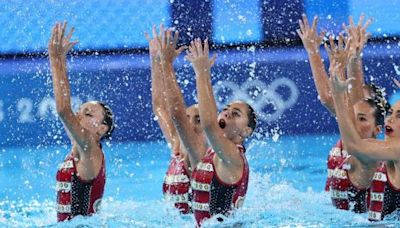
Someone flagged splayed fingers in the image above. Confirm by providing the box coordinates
[48,22,78,57]
[185,39,216,70]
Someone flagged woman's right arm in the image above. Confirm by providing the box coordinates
[148,25,180,153]
[345,15,371,104]
[48,22,95,153]
[188,39,244,169]
[297,14,334,115]
[330,60,400,162]
[157,28,206,168]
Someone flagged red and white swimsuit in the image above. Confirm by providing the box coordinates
[329,155,369,213]
[162,157,191,214]
[368,162,400,221]
[191,145,249,226]
[326,140,346,191]
[56,152,106,222]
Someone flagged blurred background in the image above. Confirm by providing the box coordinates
[2,1,400,226]
[1,0,400,147]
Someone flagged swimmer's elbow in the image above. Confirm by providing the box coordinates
[346,142,357,153]
[152,105,164,118]
[151,103,159,113]
[201,119,216,132]
[169,105,180,116]
[152,97,164,112]
[201,111,216,129]
[320,95,333,108]
[56,105,70,117]
[169,106,186,122]
[346,138,363,153]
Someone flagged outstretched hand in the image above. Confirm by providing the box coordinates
[48,22,78,59]
[145,25,163,59]
[146,24,186,64]
[297,14,326,55]
[324,34,351,80]
[329,59,354,94]
[343,15,371,60]
[185,38,216,74]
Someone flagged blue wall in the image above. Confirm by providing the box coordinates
[1,41,399,147]
[0,0,170,53]
[1,0,400,147]
[2,0,400,54]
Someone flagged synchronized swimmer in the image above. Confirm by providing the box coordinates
[299,13,400,221]
[45,13,400,226]
[299,14,388,213]
[49,22,115,222]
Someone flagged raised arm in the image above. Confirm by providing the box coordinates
[154,27,206,167]
[48,22,95,153]
[187,39,242,168]
[330,61,400,162]
[297,15,334,115]
[345,15,372,103]
[325,34,362,126]
[147,25,180,153]
[324,34,350,82]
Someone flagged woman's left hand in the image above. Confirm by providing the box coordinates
[152,26,186,64]
[324,34,351,80]
[48,22,78,59]
[185,38,216,74]
[329,59,354,94]
[344,15,371,60]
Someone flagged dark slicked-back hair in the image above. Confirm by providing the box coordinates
[363,94,390,127]
[363,98,386,126]
[97,102,115,140]
[245,103,257,132]
[360,83,390,126]
[363,83,375,98]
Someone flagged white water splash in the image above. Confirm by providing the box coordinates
[393,63,400,76]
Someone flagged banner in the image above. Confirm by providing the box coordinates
[0,44,398,147]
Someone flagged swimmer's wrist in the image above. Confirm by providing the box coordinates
[160,59,173,66]
[349,55,361,63]
[307,49,320,56]
[161,61,174,73]
[50,55,66,64]
[194,67,211,75]
[151,56,161,63]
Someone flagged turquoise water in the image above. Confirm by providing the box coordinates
[1,134,399,227]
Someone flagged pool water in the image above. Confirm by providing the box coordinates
[1,134,400,227]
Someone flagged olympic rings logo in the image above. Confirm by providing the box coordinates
[213,77,299,122]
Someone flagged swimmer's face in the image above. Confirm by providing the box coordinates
[353,100,380,139]
[186,105,202,134]
[76,102,109,138]
[384,101,400,139]
[217,101,252,140]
